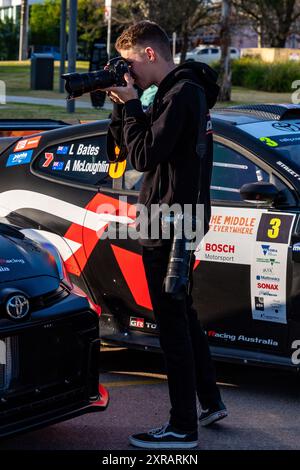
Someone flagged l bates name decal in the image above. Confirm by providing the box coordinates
[69,143,100,156]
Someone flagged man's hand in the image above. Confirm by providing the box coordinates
[105,73,138,104]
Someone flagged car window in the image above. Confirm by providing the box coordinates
[230,48,237,53]
[198,49,209,54]
[34,135,113,187]
[211,48,219,54]
[211,142,269,201]
[211,141,295,205]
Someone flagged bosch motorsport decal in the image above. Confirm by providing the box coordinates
[6,150,33,167]
[196,207,262,265]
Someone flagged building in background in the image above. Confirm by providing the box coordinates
[0,0,42,22]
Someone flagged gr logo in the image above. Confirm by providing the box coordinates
[0,339,6,365]
[291,340,300,365]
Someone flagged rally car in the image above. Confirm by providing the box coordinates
[1,103,300,371]
[0,221,108,438]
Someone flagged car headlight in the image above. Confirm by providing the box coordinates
[41,242,73,290]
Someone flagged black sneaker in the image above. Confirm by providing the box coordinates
[199,401,228,427]
[129,423,198,449]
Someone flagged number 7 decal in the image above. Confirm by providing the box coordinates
[42,152,54,168]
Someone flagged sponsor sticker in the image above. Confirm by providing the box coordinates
[0,258,25,264]
[255,296,264,311]
[6,149,33,167]
[293,242,300,252]
[0,266,10,272]
[13,135,41,152]
[238,120,300,138]
[251,212,295,324]
[260,134,300,148]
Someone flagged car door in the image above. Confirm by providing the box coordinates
[82,157,158,336]
[193,135,298,357]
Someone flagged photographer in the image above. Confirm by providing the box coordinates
[104,21,227,449]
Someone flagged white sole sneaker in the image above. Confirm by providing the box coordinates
[199,409,228,427]
[129,436,199,449]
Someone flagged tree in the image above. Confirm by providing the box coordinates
[111,0,219,62]
[29,0,106,57]
[30,0,61,46]
[0,17,19,60]
[233,0,300,47]
[77,0,106,57]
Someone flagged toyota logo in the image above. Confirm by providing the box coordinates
[6,295,30,320]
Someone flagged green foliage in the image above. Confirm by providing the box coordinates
[30,0,61,46]
[77,0,105,58]
[231,57,300,92]
[0,17,19,60]
[29,0,105,58]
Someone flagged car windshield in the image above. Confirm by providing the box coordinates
[238,119,300,167]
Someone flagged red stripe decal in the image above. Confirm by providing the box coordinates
[111,244,153,311]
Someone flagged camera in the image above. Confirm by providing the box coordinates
[162,214,195,300]
[61,57,130,99]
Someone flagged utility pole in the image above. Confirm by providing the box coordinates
[218,0,232,102]
[67,0,78,113]
[59,0,67,93]
[19,0,29,61]
[172,32,177,61]
[105,0,112,59]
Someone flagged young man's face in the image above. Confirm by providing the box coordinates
[118,46,156,90]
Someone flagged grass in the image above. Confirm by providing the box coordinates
[0,60,90,100]
[0,102,110,121]
[0,60,296,119]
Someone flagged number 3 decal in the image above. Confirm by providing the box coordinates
[257,213,293,244]
[267,217,281,239]
[259,137,278,147]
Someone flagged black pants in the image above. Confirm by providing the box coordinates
[142,244,222,432]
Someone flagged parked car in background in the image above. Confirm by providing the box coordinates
[174,45,240,65]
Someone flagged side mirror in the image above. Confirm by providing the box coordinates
[240,181,280,205]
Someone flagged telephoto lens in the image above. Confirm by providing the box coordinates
[61,57,129,99]
[163,214,194,300]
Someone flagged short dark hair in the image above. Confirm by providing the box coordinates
[115,21,172,61]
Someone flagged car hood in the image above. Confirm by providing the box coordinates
[0,232,59,283]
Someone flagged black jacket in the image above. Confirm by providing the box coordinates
[107,61,219,246]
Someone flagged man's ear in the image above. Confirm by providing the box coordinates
[145,47,156,63]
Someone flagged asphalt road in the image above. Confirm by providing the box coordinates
[1,346,300,451]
